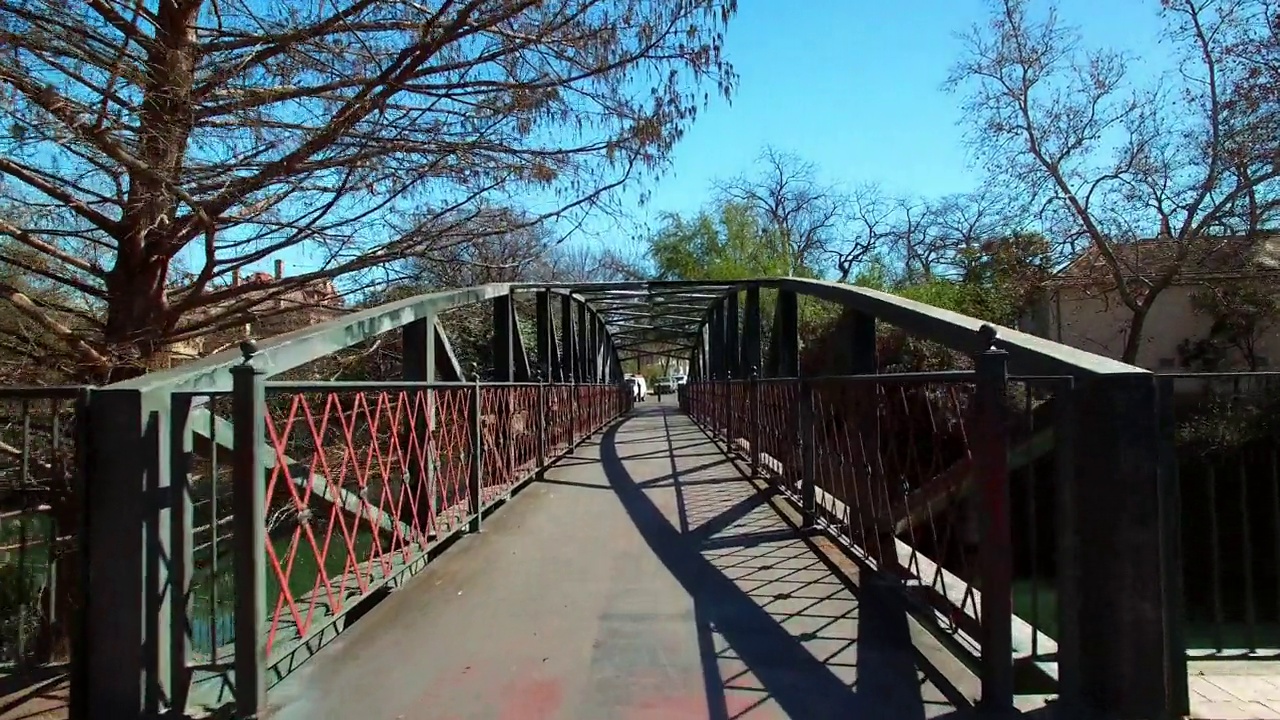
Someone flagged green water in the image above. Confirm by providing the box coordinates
[0,512,383,657]
[1011,579,1060,640]
[187,528,380,655]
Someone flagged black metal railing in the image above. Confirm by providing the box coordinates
[1159,372,1280,658]
[0,386,89,720]
[0,387,87,665]
[681,346,1077,710]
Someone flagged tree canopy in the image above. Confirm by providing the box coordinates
[649,201,800,281]
[947,0,1280,362]
[0,0,737,380]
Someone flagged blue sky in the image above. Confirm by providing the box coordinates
[598,0,1177,246]
[253,1,1180,281]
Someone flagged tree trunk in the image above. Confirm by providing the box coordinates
[101,257,173,381]
[97,0,201,382]
[1121,306,1150,365]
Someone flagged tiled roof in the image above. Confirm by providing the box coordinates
[1056,235,1280,281]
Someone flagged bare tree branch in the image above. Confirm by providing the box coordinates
[0,0,738,380]
[948,0,1280,362]
[716,146,858,276]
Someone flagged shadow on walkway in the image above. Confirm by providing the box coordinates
[598,405,1084,719]
[0,665,70,720]
[264,403,1076,720]
[598,405,978,719]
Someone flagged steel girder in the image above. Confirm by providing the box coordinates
[520,281,734,365]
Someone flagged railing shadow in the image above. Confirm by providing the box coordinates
[0,665,70,719]
[598,405,972,719]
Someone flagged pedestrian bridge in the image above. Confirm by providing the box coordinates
[269,402,971,720]
[20,279,1189,719]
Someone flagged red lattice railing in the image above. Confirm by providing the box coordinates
[258,381,628,656]
[683,371,1051,685]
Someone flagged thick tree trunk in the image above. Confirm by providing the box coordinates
[1121,306,1150,365]
[99,1,200,381]
[101,257,173,380]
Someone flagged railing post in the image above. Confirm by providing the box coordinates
[68,389,91,720]
[469,365,484,533]
[721,374,730,439]
[587,384,596,435]
[402,317,434,534]
[166,392,195,715]
[570,383,579,449]
[230,341,267,719]
[749,366,760,478]
[724,372,733,443]
[1070,371,1172,718]
[799,379,816,527]
[82,387,144,718]
[536,379,547,471]
[1051,376,1083,713]
[973,326,1013,712]
[717,378,725,435]
[727,368,737,443]
[1157,375,1190,717]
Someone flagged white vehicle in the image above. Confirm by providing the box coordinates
[625,375,648,402]
[672,374,688,386]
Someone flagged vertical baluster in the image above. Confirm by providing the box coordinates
[469,367,484,533]
[1156,375,1189,716]
[1024,386,1040,657]
[750,367,761,478]
[799,379,816,527]
[537,381,547,471]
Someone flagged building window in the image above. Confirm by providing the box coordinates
[1157,357,1176,369]
[1257,357,1270,368]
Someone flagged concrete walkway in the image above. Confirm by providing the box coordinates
[268,401,978,720]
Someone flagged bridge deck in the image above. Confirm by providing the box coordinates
[268,402,978,720]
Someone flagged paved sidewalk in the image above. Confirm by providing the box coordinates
[1189,662,1280,719]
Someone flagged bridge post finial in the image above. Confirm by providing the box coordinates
[238,339,259,365]
[976,323,999,353]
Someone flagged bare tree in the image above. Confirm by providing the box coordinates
[406,208,555,288]
[840,184,896,282]
[0,0,737,380]
[541,242,642,283]
[1221,1,1280,160]
[888,196,948,281]
[949,0,1280,362]
[717,147,863,276]
[931,191,1008,268]
[857,190,1005,284]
